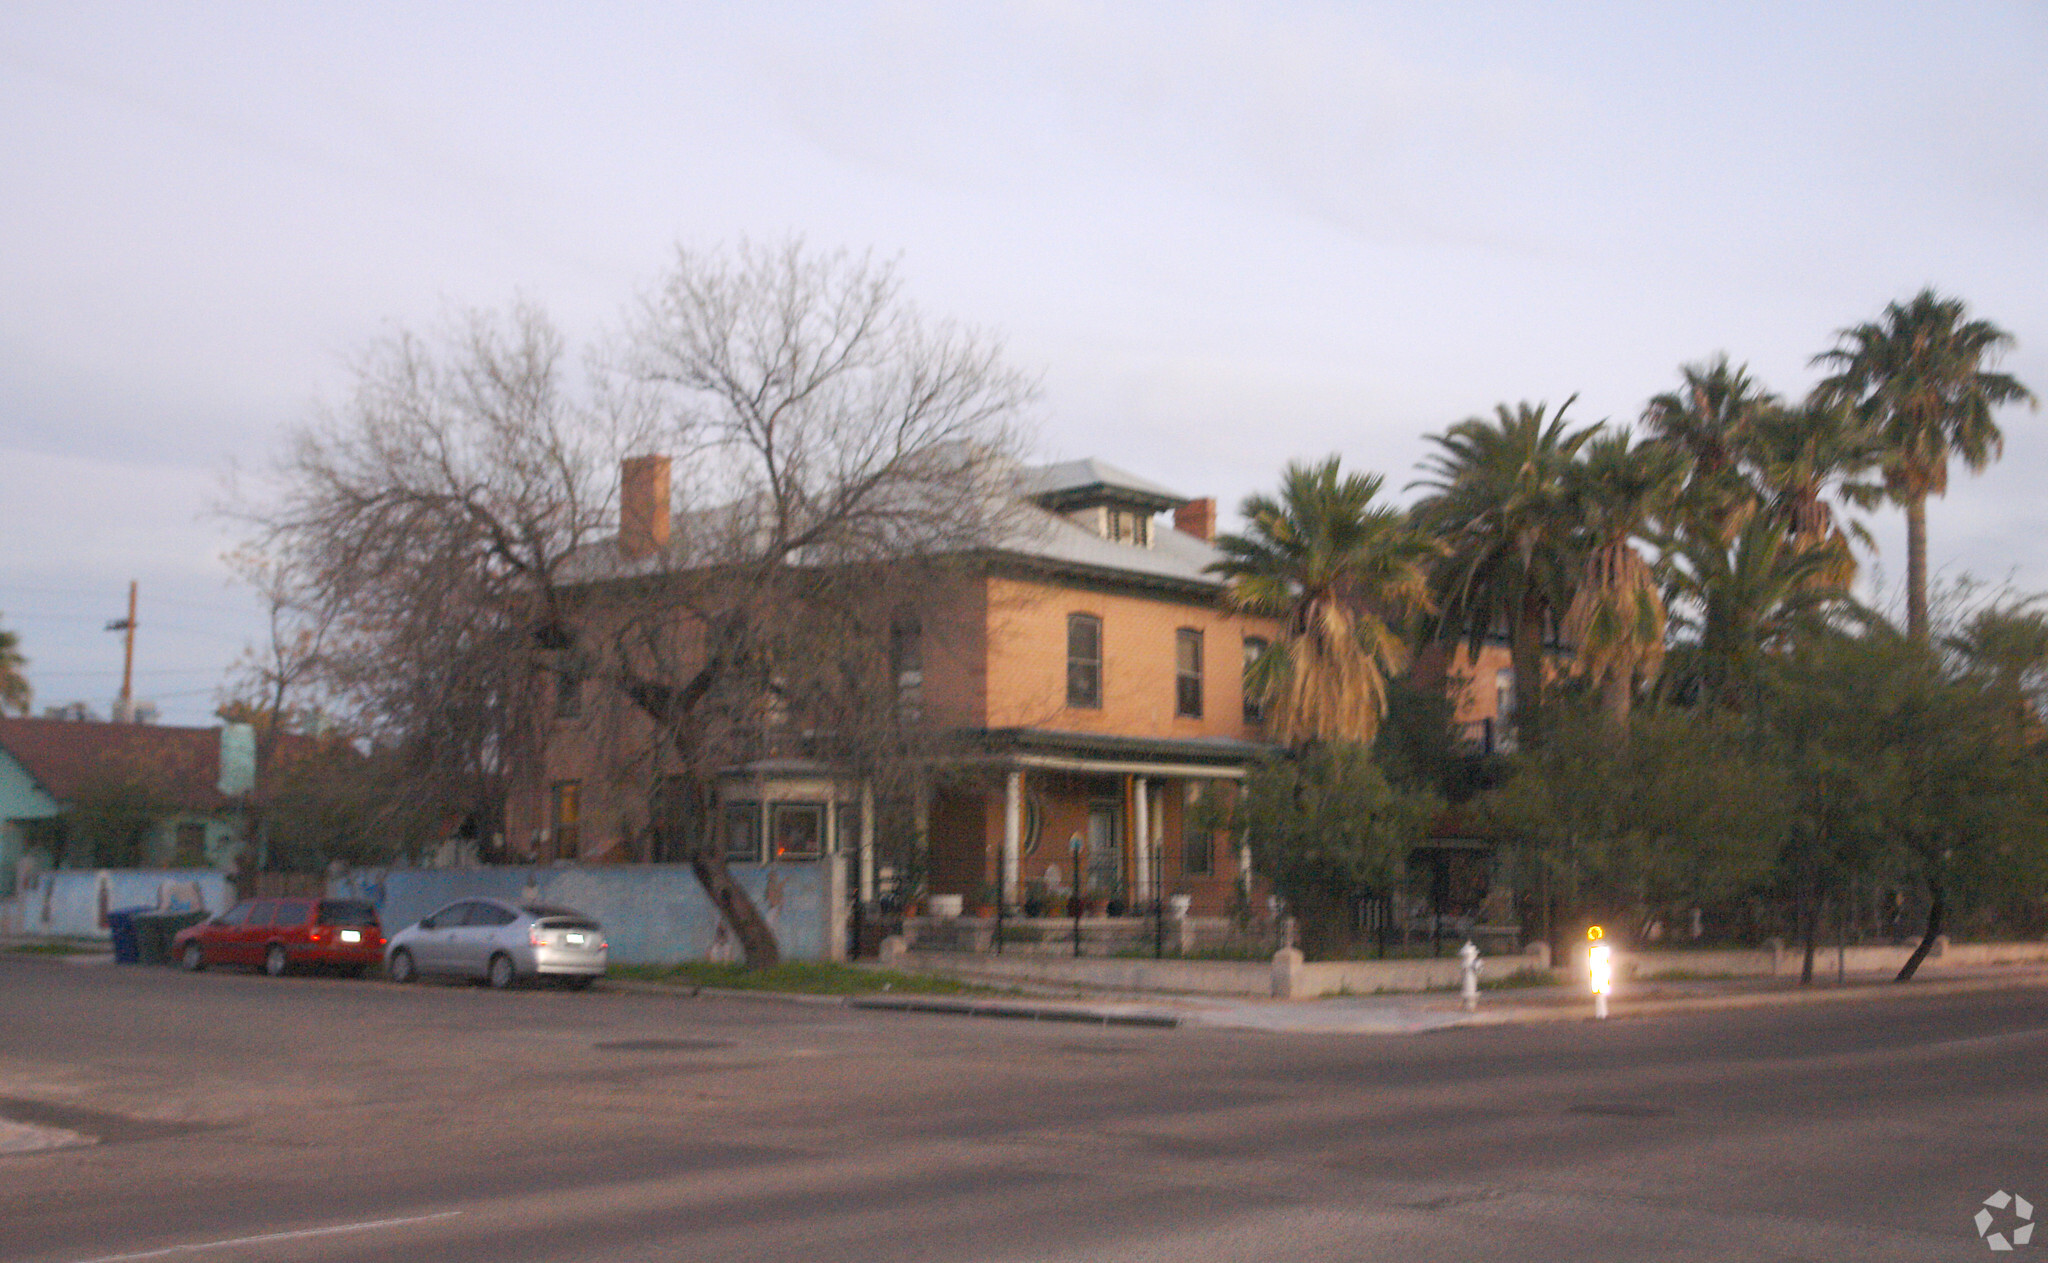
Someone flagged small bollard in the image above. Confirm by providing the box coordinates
[1458,939,1482,1012]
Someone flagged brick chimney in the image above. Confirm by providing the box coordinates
[618,455,671,560]
[1173,497,1217,543]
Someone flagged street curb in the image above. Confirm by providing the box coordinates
[847,995,1182,1028]
[1452,971,2048,1026]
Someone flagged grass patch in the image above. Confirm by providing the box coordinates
[5,941,102,956]
[610,961,996,996]
[1638,968,1746,982]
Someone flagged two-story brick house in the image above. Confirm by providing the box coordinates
[506,455,1285,918]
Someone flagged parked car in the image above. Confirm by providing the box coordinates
[173,897,387,977]
[384,898,608,990]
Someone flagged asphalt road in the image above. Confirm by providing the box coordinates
[0,956,2042,1262]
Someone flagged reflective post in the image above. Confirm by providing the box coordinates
[1588,925,1611,1020]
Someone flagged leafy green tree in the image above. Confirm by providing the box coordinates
[1412,399,1599,749]
[1231,742,1442,959]
[0,617,28,716]
[1766,624,2045,980]
[1211,457,1440,748]
[1476,700,1786,950]
[1811,289,2035,641]
[1563,432,1684,728]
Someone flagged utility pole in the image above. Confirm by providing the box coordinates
[105,581,136,722]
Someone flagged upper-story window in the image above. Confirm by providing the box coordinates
[1176,628,1204,718]
[1107,509,1152,546]
[890,613,924,723]
[1067,614,1103,708]
[1242,636,1269,723]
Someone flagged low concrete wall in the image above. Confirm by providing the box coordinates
[329,860,845,965]
[1,869,229,939]
[1615,939,2048,981]
[894,939,2048,999]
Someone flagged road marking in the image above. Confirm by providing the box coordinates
[67,1211,463,1262]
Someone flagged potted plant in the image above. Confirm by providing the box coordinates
[1021,879,1051,919]
[971,881,1000,918]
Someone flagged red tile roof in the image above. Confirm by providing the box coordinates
[0,718,237,812]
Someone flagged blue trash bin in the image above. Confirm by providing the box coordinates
[106,906,151,964]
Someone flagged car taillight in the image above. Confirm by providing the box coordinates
[530,927,548,947]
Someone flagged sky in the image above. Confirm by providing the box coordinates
[3,1,2045,727]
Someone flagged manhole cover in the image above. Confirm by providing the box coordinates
[1567,1103,1672,1119]
[592,1038,733,1053]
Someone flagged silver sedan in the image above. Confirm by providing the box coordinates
[385,898,608,989]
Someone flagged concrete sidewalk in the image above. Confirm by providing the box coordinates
[841,962,2048,1034]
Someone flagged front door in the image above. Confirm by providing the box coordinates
[1085,805,1122,902]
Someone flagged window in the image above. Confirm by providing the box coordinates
[550,780,581,858]
[771,802,825,860]
[474,904,517,927]
[273,901,313,927]
[554,652,586,720]
[1242,637,1269,723]
[1176,628,1204,718]
[1106,509,1152,546]
[216,902,254,927]
[245,900,277,927]
[724,801,762,864]
[1067,614,1102,708]
[890,614,924,723]
[317,900,378,927]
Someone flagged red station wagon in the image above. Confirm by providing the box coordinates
[173,897,387,977]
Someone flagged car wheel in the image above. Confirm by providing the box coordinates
[486,953,516,990]
[263,945,289,977]
[388,949,418,984]
[180,942,205,972]
[560,975,594,992]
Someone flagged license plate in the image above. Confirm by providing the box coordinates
[566,933,586,946]
[340,929,361,943]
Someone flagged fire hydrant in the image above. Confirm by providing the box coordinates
[1458,939,1482,1012]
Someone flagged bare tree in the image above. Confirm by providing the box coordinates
[238,243,1034,966]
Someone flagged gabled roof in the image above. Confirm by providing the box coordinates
[1016,458,1190,512]
[0,718,236,812]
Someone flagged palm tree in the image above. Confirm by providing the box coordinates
[0,618,28,716]
[1563,432,1684,728]
[1642,354,1781,541]
[1411,399,1599,748]
[1735,401,1883,591]
[1660,513,1850,711]
[1812,289,2036,640]
[1210,457,1441,749]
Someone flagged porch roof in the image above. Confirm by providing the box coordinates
[958,727,1273,778]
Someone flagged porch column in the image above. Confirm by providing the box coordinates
[1132,775,1150,903]
[1002,769,1023,904]
[858,782,876,903]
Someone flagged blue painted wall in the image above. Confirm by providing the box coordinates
[328,862,834,964]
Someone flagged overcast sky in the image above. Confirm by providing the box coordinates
[4,1,2045,726]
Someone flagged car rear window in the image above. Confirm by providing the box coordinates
[534,916,601,931]
[317,900,379,927]
[520,903,586,919]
